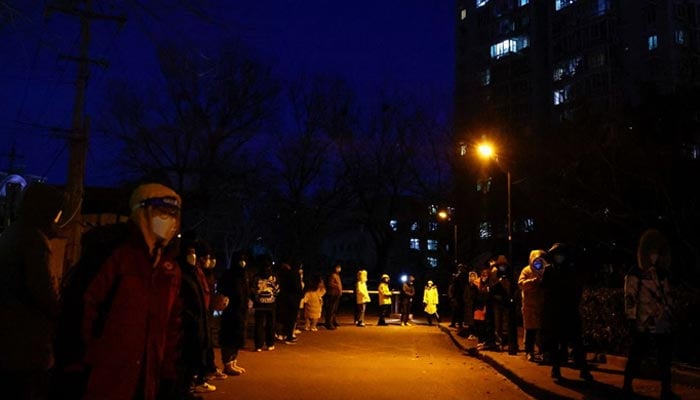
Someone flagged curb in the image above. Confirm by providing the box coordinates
[439,324,572,400]
[440,324,700,398]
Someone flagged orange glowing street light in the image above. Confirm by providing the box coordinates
[476,141,512,262]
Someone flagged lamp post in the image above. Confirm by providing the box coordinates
[437,209,458,264]
[477,142,512,263]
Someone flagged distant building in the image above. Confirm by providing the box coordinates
[320,197,455,288]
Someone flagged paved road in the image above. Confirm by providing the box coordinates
[202,316,532,400]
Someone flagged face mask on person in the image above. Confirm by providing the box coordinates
[151,215,176,240]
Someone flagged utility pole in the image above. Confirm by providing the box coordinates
[47,0,125,269]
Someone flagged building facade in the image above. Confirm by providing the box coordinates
[454,0,700,268]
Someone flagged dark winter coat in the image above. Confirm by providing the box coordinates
[81,224,182,400]
[218,264,250,351]
[540,243,584,336]
[0,182,63,372]
[179,262,211,369]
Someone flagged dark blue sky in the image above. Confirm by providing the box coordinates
[0,0,454,186]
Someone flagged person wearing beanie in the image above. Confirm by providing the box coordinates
[79,183,183,400]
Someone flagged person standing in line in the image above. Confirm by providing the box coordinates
[200,253,229,382]
[518,249,547,362]
[399,274,416,326]
[301,273,325,331]
[79,183,184,400]
[276,262,303,344]
[622,229,678,400]
[541,242,593,382]
[178,239,218,394]
[377,274,393,326]
[423,280,440,326]
[251,261,279,352]
[0,182,64,400]
[218,252,250,376]
[448,265,467,329]
[355,269,371,327]
[323,264,343,330]
[489,255,515,351]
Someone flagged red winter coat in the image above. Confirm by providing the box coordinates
[81,226,181,400]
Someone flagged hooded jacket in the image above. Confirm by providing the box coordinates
[80,183,182,400]
[624,229,673,333]
[518,249,546,330]
[0,182,64,371]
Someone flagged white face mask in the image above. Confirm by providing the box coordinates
[151,215,176,240]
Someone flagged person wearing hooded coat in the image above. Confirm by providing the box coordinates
[622,229,678,400]
[377,274,392,326]
[518,249,547,362]
[0,182,64,400]
[78,183,183,400]
[541,242,593,382]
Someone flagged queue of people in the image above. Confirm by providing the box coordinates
[0,181,680,400]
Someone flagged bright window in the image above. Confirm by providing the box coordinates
[555,0,577,11]
[648,35,658,50]
[490,36,529,59]
[479,222,492,239]
[389,220,398,232]
[427,239,438,251]
[477,0,489,8]
[520,0,529,5]
[553,56,582,81]
[427,257,438,268]
[461,9,467,20]
[410,238,420,250]
[411,222,420,232]
[553,86,570,105]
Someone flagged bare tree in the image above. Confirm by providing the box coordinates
[267,75,358,266]
[99,40,278,258]
[334,89,452,274]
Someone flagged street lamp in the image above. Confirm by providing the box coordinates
[476,141,512,263]
[437,208,458,264]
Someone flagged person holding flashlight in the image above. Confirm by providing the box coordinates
[518,249,547,362]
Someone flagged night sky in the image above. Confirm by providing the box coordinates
[0,0,455,186]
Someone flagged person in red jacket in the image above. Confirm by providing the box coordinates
[80,183,183,400]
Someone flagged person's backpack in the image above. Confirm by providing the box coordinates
[50,222,130,399]
[254,275,278,304]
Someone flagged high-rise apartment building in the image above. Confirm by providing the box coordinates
[456,0,700,136]
[453,0,700,265]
